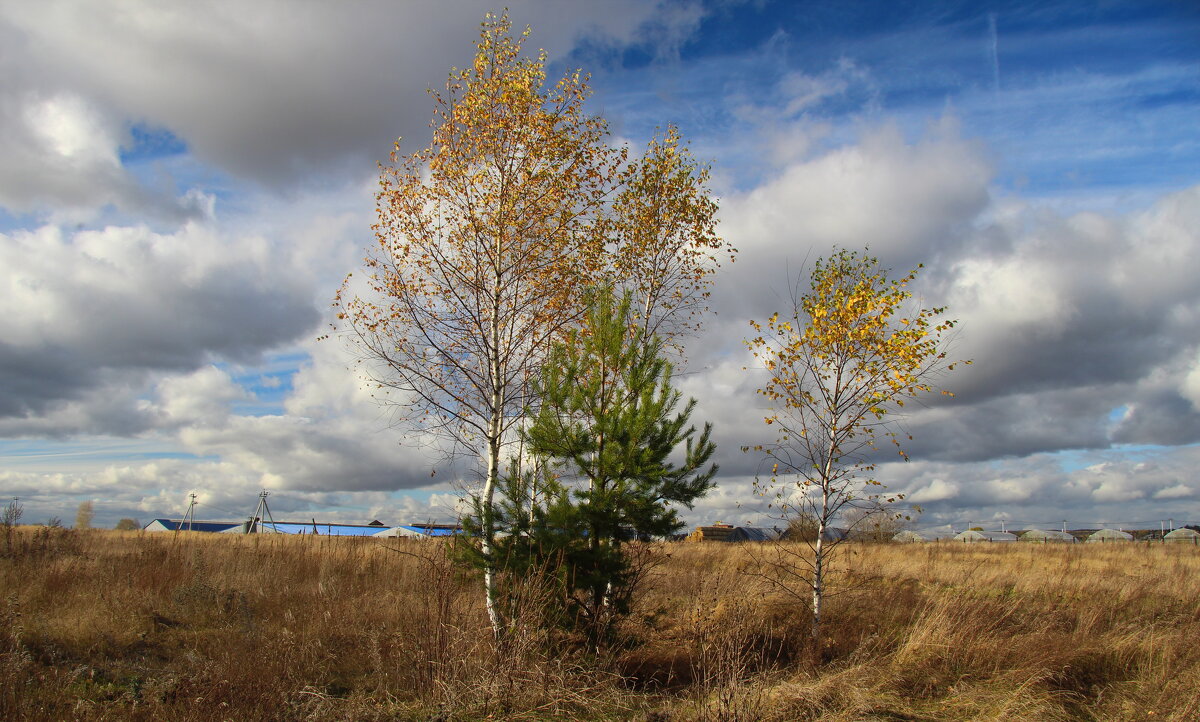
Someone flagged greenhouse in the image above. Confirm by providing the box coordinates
[892,530,951,543]
[1019,529,1078,543]
[1085,529,1133,543]
[687,524,784,542]
[1164,528,1200,544]
[727,526,783,542]
[953,530,1017,543]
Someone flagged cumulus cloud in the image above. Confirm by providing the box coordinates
[890,185,1200,462]
[683,125,1200,524]
[713,120,992,323]
[0,0,679,197]
[858,448,1200,528]
[0,221,319,433]
[139,330,461,494]
[9,122,1185,524]
[148,365,249,429]
[1182,352,1200,412]
[24,94,119,166]
[177,415,434,493]
[944,187,1200,401]
[709,120,1200,468]
[907,478,960,504]
[0,88,203,218]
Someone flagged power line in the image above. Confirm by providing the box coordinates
[193,500,245,518]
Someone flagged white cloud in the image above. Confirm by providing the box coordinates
[150,365,248,428]
[1183,352,1200,411]
[0,0,674,191]
[714,119,993,322]
[1,458,468,530]
[824,125,984,248]
[0,221,319,432]
[671,120,1200,528]
[950,254,1068,333]
[1087,463,1150,503]
[908,478,959,503]
[24,94,120,166]
[1153,483,1192,500]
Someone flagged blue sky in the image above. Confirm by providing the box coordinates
[1,0,1198,531]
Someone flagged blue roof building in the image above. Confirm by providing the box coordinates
[377,524,464,538]
[144,519,398,536]
[144,519,242,533]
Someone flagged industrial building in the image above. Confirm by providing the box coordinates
[143,519,461,537]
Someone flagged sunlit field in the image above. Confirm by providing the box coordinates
[2,527,1197,720]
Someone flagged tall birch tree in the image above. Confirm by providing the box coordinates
[336,15,730,638]
[609,126,726,345]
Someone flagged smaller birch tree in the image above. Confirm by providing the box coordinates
[745,248,964,646]
[75,501,94,530]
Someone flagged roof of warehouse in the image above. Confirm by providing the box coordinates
[147,519,400,535]
[147,519,241,533]
[394,525,461,536]
[256,522,390,536]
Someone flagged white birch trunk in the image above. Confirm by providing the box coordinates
[482,256,504,640]
[812,488,827,644]
[812,401,839,645]
[481,423,502,638]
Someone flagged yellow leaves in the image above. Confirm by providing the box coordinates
[744,247,966,485]
[340,12,738,463]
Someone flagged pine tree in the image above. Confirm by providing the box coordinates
[492,287,717,644]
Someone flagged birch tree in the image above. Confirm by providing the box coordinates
[74,501,94,530]
[745,249,964,646]
[336,15,730,639]
[609,126,727,345]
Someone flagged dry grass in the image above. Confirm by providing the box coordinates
[2,528,1197,720]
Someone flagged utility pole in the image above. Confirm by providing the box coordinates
[175,492,198,538]
[185,493,196,532]
[245,490,277,534]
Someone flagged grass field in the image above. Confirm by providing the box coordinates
[2,526,1198,720]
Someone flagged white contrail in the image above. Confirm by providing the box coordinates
[989,12,1000,92]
